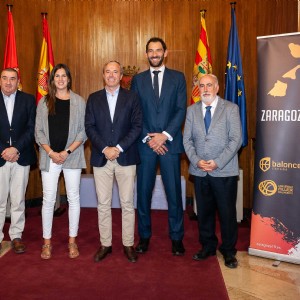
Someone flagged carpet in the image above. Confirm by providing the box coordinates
[1,206,249,300]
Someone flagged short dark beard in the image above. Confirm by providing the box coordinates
[148,55,164,68]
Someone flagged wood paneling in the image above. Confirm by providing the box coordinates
[0,0,298,206]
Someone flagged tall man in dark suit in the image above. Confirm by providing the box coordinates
[0,68,36,254]
[85,61,142,263]
[183,74,242,268]
[131,37,187,256]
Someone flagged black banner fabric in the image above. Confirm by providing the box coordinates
[250,33,300,264]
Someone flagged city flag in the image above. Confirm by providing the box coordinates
[3,8,22,90]
[224,6,248,147]
[191,10,213,104]
[36,14,55,103]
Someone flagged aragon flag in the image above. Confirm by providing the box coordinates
[36,14,55,104]
[3,6,22,90]
[224,6,248,147]
[191,10,213,104]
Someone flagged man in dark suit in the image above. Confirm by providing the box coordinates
[0,68,36,254]
[131,37,187,256]
[183,74,242,268]
[85,61,142,263]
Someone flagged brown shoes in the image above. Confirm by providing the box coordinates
[11,238,26,254]
[94,245,138,263]
[124,246,138,263]
[94,246,112,262]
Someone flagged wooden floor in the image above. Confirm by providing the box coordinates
[218,251,300,300]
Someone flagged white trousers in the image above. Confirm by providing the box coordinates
[41,160,82,239]
[0,162,30,242]
[93,160,136,247]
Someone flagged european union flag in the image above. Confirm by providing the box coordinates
[225,7,248,147]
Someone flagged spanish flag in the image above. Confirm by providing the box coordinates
[3,6,22,90]
[36,14,55,104]
[191,10,213,104]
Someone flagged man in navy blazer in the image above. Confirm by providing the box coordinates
[131,37,187,256]
[85,61,142,263]
[0,68,36,254]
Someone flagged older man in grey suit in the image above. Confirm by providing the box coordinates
[183,74,242,269]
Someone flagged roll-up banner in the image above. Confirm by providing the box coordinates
[249,32,300,264]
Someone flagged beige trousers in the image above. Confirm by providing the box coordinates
[93,160,136,247]
[0,162,30,242]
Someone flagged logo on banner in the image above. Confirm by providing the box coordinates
[268,42,300,97]
[259,157,300,172]
[260,157,271,172]
[258,180,277,196]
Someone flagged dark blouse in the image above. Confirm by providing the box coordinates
[48,98,70,152]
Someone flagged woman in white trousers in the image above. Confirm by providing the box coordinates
[35,64,86,259]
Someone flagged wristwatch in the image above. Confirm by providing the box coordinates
[66,149,72,154]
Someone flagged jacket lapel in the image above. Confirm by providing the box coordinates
[197,101,206,135]
[210,97,224,131]
[0,92,10,125]
[159,68,171,104]
[10,91,20,126]
[99,89,112,124]
[143,70,158,109]
[113,88,125,124]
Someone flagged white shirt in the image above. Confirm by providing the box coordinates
[106,86,119,122]
[150,65,165,97]
[3,91,16,125]
[104,86,123,152]
[142,65,172,143]
[202,96,218,119]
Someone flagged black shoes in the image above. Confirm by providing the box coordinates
[94,246,112,262]
[224,255,238,269]
[135,238,150,254]
[192,249,216,261]
[172,240,185,256]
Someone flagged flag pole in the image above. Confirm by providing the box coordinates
[7,4,13,12]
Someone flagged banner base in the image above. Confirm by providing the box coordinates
[248,248,300,265]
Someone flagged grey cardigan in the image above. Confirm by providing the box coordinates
[35,90,87,171]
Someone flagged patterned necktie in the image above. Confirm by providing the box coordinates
[204,106,212,133]
[153,70,161,103]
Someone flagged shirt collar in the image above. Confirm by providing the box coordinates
[105,86,120,97]
[150,65,165,74]
[2,90,17,99]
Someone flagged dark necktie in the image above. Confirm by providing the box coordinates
[204,106,212,133]
[153,70,160,102]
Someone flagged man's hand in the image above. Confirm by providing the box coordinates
[153,144,168,155]
[197,159,217,172]
[1,147,20,162]
[104,147,120,161]
[147,133,168,153]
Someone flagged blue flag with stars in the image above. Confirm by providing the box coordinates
[225,6,248,147]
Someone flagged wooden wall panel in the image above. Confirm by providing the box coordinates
[0,0,298,207]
